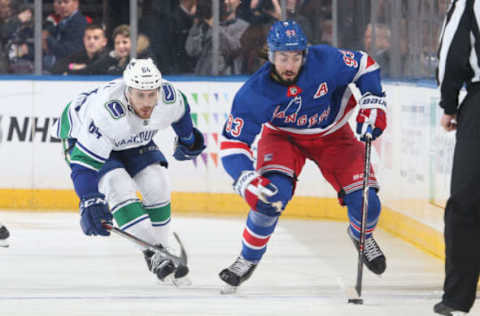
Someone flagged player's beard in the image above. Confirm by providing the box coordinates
[137,107,153,119]
[281,71,298,83]
[271,65,302,86]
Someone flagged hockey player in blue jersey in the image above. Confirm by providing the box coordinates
[219,20,388,291]
[55,58,205,284]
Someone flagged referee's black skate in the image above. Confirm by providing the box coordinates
[219,256,257,294]
[348,228,386,275]
[0,224,10,248]
[433,302,467,315]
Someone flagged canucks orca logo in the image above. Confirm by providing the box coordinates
[272,96,302,121]
[105,100,126,119]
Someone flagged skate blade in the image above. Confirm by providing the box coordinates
[156,274,192,287]
[0,240,9,248]
[172,276,192,287]
[220,284,238,295]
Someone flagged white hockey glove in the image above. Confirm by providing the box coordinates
[356,93,387,141]
[233,171,283,213]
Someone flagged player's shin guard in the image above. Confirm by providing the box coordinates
[112,200,177,280]
[143,201,171,247]
[344,188,386,275]
[241,210,279,262]
[345,189,380,240]
[239,172,291,261]
[219,211,278,288]
[112,200,153,239]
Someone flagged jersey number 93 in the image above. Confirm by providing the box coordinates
[225,114,244,137]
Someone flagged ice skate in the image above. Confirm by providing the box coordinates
[434,302,467,315]
[0,225,10,248]
[143,247,176,281]
[143,246,191,286]
[219,255,257,294]
[348,228,386,275]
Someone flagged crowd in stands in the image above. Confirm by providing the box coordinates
[0,0,448,77]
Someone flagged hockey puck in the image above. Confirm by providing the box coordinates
[347,298,363,304]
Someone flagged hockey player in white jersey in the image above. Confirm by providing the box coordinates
[55,58,205,283]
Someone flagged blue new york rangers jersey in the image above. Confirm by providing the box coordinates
[220,45,385,181]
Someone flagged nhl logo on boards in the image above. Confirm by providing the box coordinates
[314,82,328,99]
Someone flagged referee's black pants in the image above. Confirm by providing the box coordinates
[442,88,480,312]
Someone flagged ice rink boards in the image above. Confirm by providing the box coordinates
[0,211,478,316]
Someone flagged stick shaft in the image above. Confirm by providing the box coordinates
[102,222,187,266]
[103,222,155,249]
[355,135,372,297]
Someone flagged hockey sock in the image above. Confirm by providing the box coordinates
[112,200,156,245]
[241,210,279,262]
[344,188,381,240]
[144,201,171,247]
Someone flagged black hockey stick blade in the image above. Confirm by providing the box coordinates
[102,222,188,267]
[173,232,188,265]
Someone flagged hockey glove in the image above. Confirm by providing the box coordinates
[173,127,206,161]
[79,193,113,236]
[233,171,283,214]
[356,93,387,141]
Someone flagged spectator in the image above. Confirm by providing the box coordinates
[299,0,332,45]
[0,0,14,73]
[245,0,281,25]
[43,0,62,35]
[42,0,87,71]
[319,19,333,45]
[220,0,249,74]
[285,0,313,43]
[2,3,34,74]
[238,20,270,74]
[235,0,253,23]
[51,24,107,75]
[185,0,249,75]
[139,0,175,74]
[170,0,197,74]
[104,0,129,40]
[93,24,155,75]
[364,23,394,77]
[0,0,12,24]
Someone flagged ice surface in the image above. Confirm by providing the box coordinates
[0,211,478,315]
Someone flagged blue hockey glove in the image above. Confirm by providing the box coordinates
[356,93,387,141]
[173,127,206,161]
[79,193,112,236]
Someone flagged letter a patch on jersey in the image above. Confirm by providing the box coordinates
[314,82,328,99]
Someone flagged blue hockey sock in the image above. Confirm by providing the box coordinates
[241,210,279,262]
[344,188,381,240]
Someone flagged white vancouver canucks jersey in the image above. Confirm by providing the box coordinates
[55,78,187,172]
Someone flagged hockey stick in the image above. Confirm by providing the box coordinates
[349,131,372,304]
[102,222,188,268]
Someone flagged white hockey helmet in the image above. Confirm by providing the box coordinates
[123,58,162,90]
